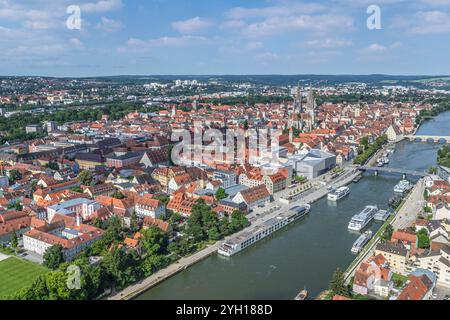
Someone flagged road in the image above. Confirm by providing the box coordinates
[391,179,426,230]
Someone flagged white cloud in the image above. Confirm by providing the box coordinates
[96,17,123,32]
[412,11,450,34]
[246,41,264,50]
[172,17,213,34]
[242,14,354,37]
[420,0,450,5]
[220,20,246,30]
[70,38,84,49]
[255,51,279,61]
[81,0,123,13]
[363,43,389,54]
[226,3,326,19]
[358,42,403,61]
[303,38,353,49]
[118,35,210,53]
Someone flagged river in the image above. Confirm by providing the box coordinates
[136,110,450,300]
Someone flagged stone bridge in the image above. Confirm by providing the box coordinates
[404,135,450,143]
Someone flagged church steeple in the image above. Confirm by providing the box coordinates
[295,82,302,114]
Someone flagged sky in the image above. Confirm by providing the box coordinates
[1,0,450,76]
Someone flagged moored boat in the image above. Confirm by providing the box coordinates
[294,289,308,300]
[394,180,412,193]
[351,230,373,254]
[327,186,350,201]
[348,205,379,231]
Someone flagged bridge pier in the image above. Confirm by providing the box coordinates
[402,174,406,180]
[374,170,378,176]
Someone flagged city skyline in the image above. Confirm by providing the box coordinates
[2,0,450,76]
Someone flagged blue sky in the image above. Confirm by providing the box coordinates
[1,0,450,76]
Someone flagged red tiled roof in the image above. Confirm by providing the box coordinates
[397,275,433,300]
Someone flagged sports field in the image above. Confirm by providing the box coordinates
[0,257,48,299]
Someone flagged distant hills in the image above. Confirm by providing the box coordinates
[2,74,450,86]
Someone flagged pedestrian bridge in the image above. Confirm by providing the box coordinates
[358,166,427,177]
[404,135,450,143]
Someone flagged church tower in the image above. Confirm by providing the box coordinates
[307,84,316,131]
[295,82,303,114]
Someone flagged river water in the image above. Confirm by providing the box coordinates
[136,110,450,300]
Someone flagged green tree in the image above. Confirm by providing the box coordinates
[295,176,307,184]
[381,224,394,241]
[168,211,183,226]
[71,186,84,193]
[129,211,139,233]
[43,245,65,270]
[207,226,221,241]
[361,136,369,148]
[329,268,349,297]
[428,167,438,175]
[141,255,169,277]
[111,190,125,199]
[46,162,59,170]
[103,215,124,246]
[153,195,170,205]
[243,120,249,130]
[102,247,140,290]
[45,270,73,300]
[141,227,168,256]
[423,206,432,213]
[215,188,229,201]
[77,170,93,186]
[229,210,249,234]
[417,229,431,249]
[8,169,22,183]
[10,229,18,249]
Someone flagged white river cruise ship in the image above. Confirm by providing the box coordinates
[348,205,379,231]
[218,205,311,257]
[327,186,350,201]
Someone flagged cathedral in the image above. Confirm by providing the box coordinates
[288,83,317,133]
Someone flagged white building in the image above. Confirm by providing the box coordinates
[23,214,103,261]
[213,170,236,189]
[47,198,101,222]
[408,246,450,288]
[134,197,166,219]
[232,184,271,209]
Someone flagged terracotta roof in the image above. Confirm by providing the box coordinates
[0,211,31,236]
[135,196,162,208]
[391,230,417,245]
[24,214,103,250]
[239,185,270,204]
[124,237,139,248]
[143,216,170,232]
[397,275,433,300]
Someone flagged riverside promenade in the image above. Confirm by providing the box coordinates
[108,242,221,300]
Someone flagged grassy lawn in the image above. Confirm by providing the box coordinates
[392,273,409,289]
[0,257,48,299]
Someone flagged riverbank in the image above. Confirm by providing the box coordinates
[108,242,221,300]
[110,168,360,300]
[342,178,425,285]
